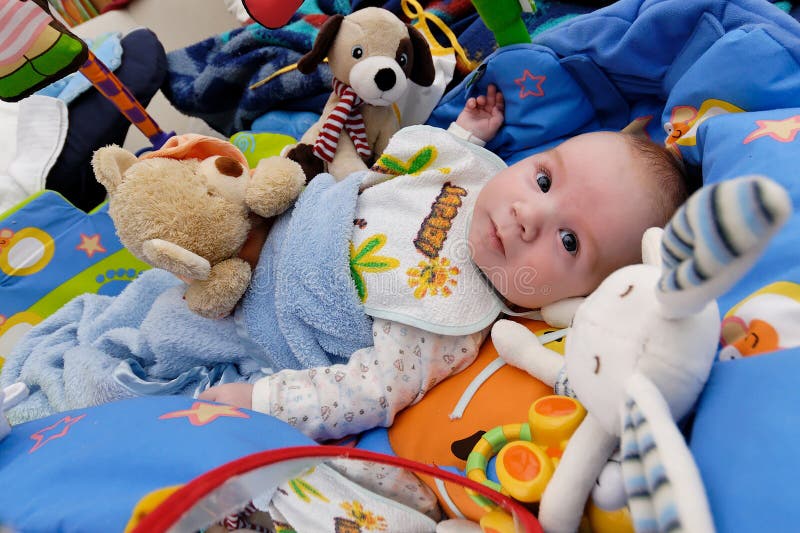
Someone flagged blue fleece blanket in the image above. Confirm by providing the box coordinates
[1,173,372,423]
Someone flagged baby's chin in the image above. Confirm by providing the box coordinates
[501,289,575,312]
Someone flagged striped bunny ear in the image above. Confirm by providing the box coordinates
[657,176,792,319]
[621,374,715,533]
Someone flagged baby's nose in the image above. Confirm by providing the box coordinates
[511,201,542,242]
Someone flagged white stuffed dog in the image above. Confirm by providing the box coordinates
[286,8,435,179]
[492,176,792,533]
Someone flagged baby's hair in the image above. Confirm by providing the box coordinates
[623,133,689,226]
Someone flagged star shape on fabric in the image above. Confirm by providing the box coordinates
[29,414,86,454]
[515,70,546,99]
[159,402,250,426]
[76,233,107,258]
[743,115,800,144]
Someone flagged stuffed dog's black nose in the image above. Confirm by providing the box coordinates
[374,68,396,91]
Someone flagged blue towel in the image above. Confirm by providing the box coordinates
[242,171,374,371]
[0,270,267,423]
[1,173,372,424]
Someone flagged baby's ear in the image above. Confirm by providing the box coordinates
[92,145,138,196]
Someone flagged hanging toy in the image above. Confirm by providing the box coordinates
[241,0,304,29]
[0,0,88,102]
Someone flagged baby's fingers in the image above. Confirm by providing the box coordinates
[466,97,477,109]
[198,388,218,401]
[496,90,505,109]
[486,84,497,108]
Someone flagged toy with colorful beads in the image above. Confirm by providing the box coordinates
[463,395,632,533]
[466,395,585,506]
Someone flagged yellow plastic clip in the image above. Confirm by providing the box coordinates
[401,0,479,72]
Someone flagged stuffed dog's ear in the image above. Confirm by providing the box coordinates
[298,14,344,74]
[406,24,435,87]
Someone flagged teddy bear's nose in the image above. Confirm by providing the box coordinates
[215,156,244,178]
[374,68,396,91]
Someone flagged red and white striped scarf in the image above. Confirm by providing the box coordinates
[313,78,371,163]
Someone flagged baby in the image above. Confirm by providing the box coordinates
[201,84,688,435]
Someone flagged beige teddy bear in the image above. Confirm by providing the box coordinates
[92,134,305,319]
[285,7,435,180]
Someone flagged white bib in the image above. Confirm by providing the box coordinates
[351,125,506,335]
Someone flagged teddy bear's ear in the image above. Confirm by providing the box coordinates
[297,14,344,74]
[92,146,138,195]
[142,239,211,281]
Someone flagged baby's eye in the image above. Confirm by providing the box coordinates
[560,230,578,255]
[536,171,551,193]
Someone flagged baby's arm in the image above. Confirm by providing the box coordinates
[203,319,487,441]
[449,84,505,145]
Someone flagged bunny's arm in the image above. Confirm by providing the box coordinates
[538,413,618,533]
[491,319,564,387]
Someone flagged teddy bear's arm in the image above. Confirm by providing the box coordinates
[184,258,251,319]
[246,156,305,218]
[491,319,564,387]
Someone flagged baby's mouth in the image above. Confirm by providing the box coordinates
[490,219,505,256]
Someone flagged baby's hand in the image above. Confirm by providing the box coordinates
[198,382,254,409]
[455,84,505,143]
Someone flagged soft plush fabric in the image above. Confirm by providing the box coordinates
[1,268,266,424]
[45,28,166,212]
[240,171,374,371]
[0,191,150,376]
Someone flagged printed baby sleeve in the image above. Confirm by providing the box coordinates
[251,319,488,441]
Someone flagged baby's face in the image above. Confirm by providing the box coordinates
[469,131,658,309]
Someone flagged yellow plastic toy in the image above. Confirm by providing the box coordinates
[466,395,633,533]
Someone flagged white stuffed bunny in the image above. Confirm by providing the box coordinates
[491,176,792,533]
[1,382,29,441]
